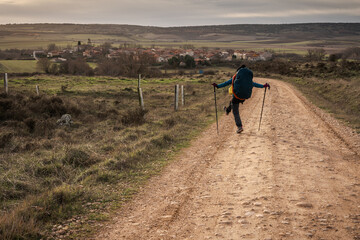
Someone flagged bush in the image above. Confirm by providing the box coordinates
[121,109,148,126]
[63,149,99,168]
[59,58,94,76]
[24,118,36,133]
[306,48,326,61]
[36,58,51,73]
[96,172,119,183]
[150,134,173,148]
[163,117,177,129]
[0,133,12,148]
[106,156,132,171]
[96,51,159,77]
[0,178,35,200]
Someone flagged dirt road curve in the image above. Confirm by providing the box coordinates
[97,79,360,240]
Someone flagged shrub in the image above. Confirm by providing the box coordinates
[36,58,51,73]
[63,149,99,168]
[96,172,119,183]
[149,134,173,148]
[121,109,148,126]
[96,51,159,77]
[35,164,59,178]
[24,118,36,133]
[106,154,132,171]
[59,58,94,76]
[0,178,35,200]
[0,133,12,148]
[163,117,177,129]
[33,119,56,138]
[34,185,85,222]
[306,48,326,61]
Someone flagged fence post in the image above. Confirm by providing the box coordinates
[138,74,141,89]
[181,85,185,106]
[174,84,179,111]
[138,74,144,110]
[36,85,40,96]
[4,73,8,94]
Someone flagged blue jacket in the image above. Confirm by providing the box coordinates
[217,68,264,99]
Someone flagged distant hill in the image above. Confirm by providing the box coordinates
[1,23,359,40]
[0,23,359,52]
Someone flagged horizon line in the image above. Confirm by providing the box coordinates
[1,21,360,28]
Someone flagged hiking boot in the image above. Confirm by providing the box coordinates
[236,127,243,134]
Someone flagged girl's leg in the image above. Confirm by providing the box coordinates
[232,99,243,128]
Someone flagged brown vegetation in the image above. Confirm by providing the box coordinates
[96,51,161,78]
[0,75,228,239]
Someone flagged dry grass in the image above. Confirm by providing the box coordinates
[280,76,360,132]
[0,74,228,239]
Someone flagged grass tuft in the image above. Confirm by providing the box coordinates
[63,149,99,168]
[121,108,148,126]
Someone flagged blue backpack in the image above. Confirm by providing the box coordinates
[231,67,254,100]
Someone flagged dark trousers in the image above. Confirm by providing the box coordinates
[231,97,245,128]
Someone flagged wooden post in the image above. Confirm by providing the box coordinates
[138,74,141,89]
[4,73,8,94]
[174,84,179,111]
[181,85,185,106]
[139,88,144,110]
[36,85,40,96]
[138,74,144,110]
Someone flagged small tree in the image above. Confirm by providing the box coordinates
[59,58,94,76]
[47,43,58,52]
[342,47,360,60]
[168,56,180,67]
[328,53,342,62]
[306,48,326,61]
[184,55,195,68]
[101,42,113,55]
[36,58,51,73]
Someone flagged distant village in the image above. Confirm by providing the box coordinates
[33,39,273,66]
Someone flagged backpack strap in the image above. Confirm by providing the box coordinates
[231,73,246,100]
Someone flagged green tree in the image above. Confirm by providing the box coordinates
[168,56,180,67]
[184,55,195,68]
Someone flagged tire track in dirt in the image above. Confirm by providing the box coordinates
[97,79,360,240]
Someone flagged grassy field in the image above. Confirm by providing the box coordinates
[0,34,133,50]
[0,33,315,54]
[0,60,39,73]
[0,74,229,239]
[2,23,359,53]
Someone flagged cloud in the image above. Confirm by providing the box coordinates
[0,0,359,26]
[222,8,360,19]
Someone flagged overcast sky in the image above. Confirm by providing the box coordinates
[0,0,359,26]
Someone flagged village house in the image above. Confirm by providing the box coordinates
[259,52,273,61]
[47,51,61,58]
[40,43,273,65]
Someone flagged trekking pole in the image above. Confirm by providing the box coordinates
[214,86,219,134]
[258,87,267,131]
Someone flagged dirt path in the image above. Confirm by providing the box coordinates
[97,79,360,240]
